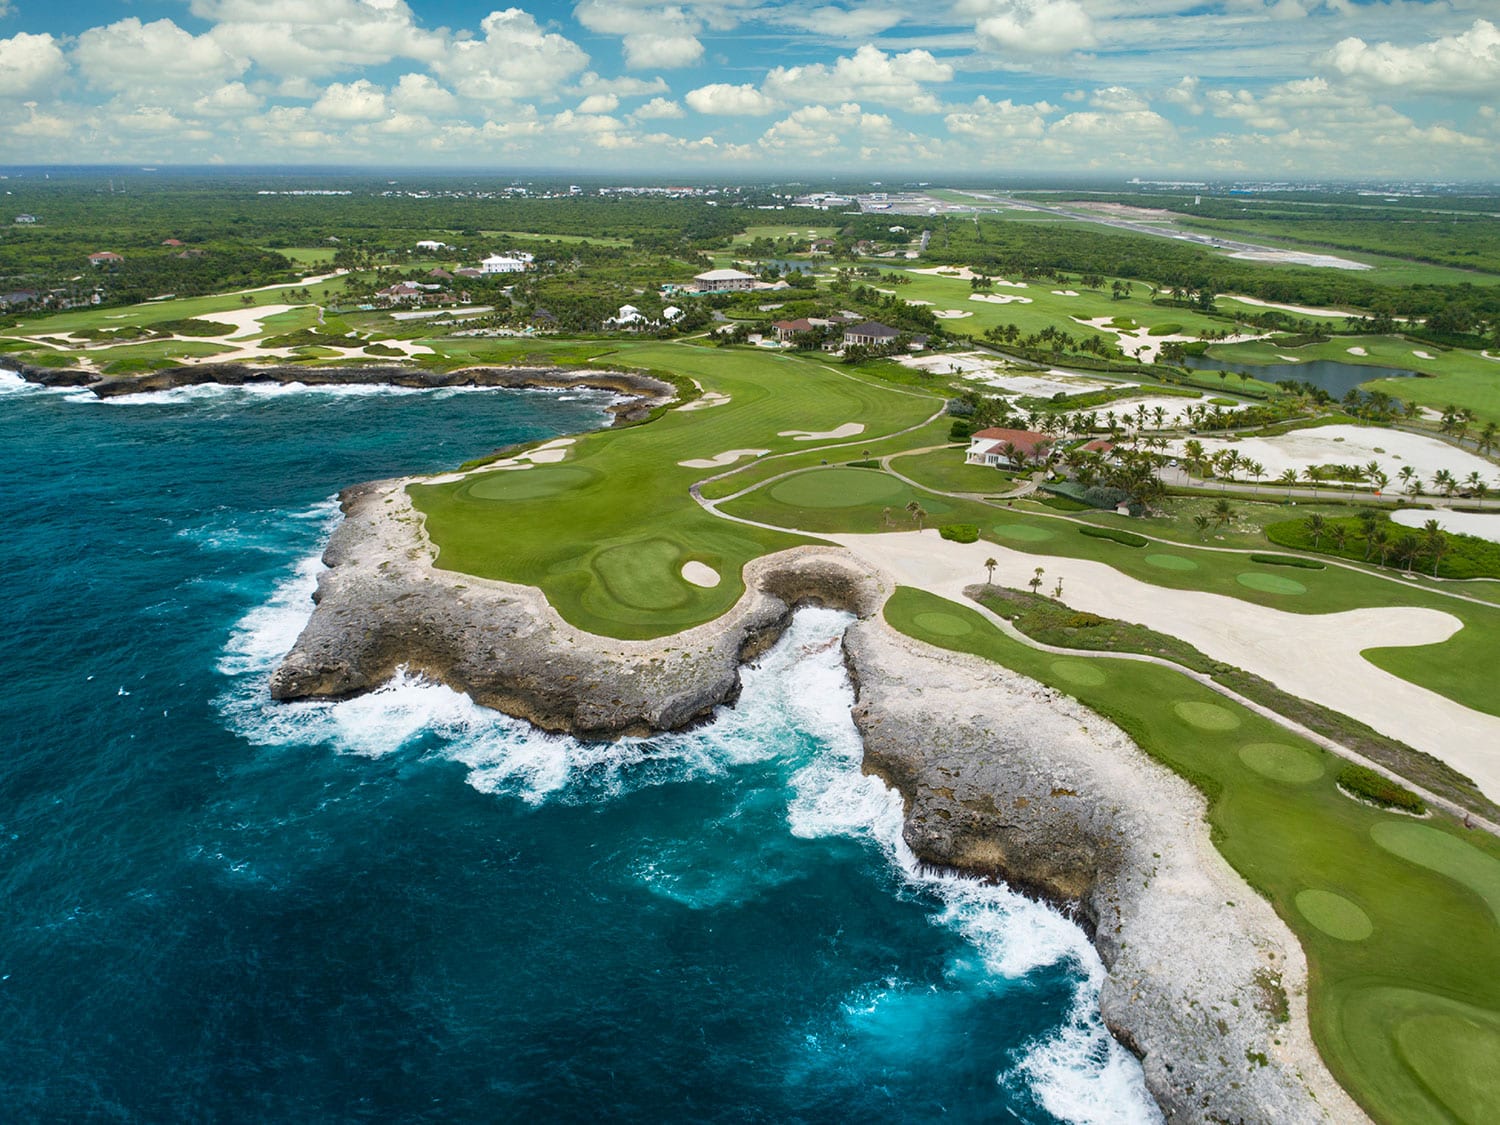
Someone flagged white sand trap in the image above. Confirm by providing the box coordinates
[933,310,973,319]
[1170,425,1498,486]
[681,561,720,588]
[828,530,1500,800]
[210,304,301,340]
[679,391,731,412]
[1276,354,1303,362]
[1224,249,1371,270]
[1220,295,1358,319]
[1346,346,1368,357]
[525,448,568,464]
[533,438,575,451]
[909,266,1027,287]
[779,423,865,441]
[678,448,769,469]
[1393,509,1500,545]
[1412,350,1434,360]
[1052,290,1080,296]
[905,298,933,306]
[969,293,1033,306]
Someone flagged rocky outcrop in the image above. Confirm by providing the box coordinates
[10,362,677,424]
[270,480,1364,1123]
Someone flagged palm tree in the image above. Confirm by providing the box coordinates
[1278,468,1299,498]
[1302,465,1323,499]
[1029,566,1045,595]
[1357,509,1381,558]
[1329,524,1348,553]
[1393,533,1422,572]
[1433,468,1457,498]
[1370,526,1391,567]
[882,506,894,528]
[1193,514,1211,539]
[984,557,998,586]
[1303,512,1327,547]
[1398,464,1419,497]
[1465,471,1485,497]
[1212,497,1235,528]
[1479,421,1498,456]
[1422,519,1448,577]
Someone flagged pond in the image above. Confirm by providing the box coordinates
[1184,354,1418,398]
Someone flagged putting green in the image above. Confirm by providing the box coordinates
[1050,659,1108,686]
[1396,1007,1500,1124]
[1372,821,1500,925]
[467,464,595,502]
[591,539,691,611]
[767,469,907,509]
[1239,742,1325,784]
[1341,987,1500,1125]
[912,611,974,637]
[1236,571,1308,595]
[1145,553,1198,571]
[1296,888,1374,941]
[992,522,1055,542]
[1173,700,1242,731]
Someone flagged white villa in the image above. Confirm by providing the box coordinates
[480,253,533,275]
[692,268,757,293]
[416,239,447,252]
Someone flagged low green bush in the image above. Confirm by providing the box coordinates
[1066,612,1106,628]
[1148,322,1183,336]
[1040,495,1091,512]
[846,460,881,469]
[1250,553,1326,570]
[154,318,236,337]
[1336,763,1426,814]
[1080,524,1147,547]
[940,523,980,543]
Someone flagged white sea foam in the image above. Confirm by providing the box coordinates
[217,578,1157,1120]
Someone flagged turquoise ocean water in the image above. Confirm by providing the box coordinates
[0,370,1156,1122]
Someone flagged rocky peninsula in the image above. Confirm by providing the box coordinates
[272,477,1365,1124]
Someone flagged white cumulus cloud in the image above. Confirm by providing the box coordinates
[431,8,589,101]
[1329,18,1500,94]
[0,33,68,97]
[763,45,953,113]
[73,19,245,94]
[312,79,387,121]
[970,0,1096,56]
[685,82,778,115]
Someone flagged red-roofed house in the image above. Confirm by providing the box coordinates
[965,427,1053,468]
[1080,439,1114,454]
[88,251,124,266]
[771,318,815,343]
[162,239,185,247]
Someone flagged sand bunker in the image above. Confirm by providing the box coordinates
[1347,346,1368,357]
[933,310,973,319]
[681,561,721,588]
[1412,350,1434,360]
[1224,249,1371,271]
[678,391,731,412]
[1392,509,1500,545]
[779,423,866,441]
[678,448,769,469]
[1052,290,1080,297]
[969,293,1033,306]
[910,267,1027,287]
[1170,424,1498,486]
[905,299,933,306]
[212,304,302,340]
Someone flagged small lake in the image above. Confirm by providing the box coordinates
[1184,355,1418,398]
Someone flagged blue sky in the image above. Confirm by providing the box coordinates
[1,1,1497,177]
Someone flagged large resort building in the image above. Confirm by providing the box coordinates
[692,268,757,293]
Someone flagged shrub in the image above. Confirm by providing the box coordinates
[1081,485,1131,511]
[1148,322,1183,336]
[939,523,980,543]
[846,460,881,469]
[1249,553,1325,570]
[1336,763,1426,814]
[948,419,973,441]
[155,318,235,337]
[1040,495,1091,512]
[1080,525,1147,547]
[1066,612,1105,628]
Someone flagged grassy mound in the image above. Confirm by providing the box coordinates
[939,523,979,543]
[1080,524,1147,547]
[1267,514,1500,580]
[1337,764,1426,814]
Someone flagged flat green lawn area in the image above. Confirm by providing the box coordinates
[885,268,1238,344]
[479,229,632,247]
[732,224,835,245]
[884,586,1500,1125]
[408,343,941,638]
[890,446,1021,493]
[725,467,991,535]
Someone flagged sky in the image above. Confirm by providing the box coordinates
[0,0,1497,179]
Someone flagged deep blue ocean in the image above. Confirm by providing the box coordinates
[0,370,1155,1123]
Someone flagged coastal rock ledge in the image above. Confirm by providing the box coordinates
[273,480,1366,1124]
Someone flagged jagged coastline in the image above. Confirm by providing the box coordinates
[272,478,1366,1124]
[8,361,678,425]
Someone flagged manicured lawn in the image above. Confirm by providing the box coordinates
[724,466,992,536]
[889,446,1021,494]
[884,586,1500,1125]
[408,343,941,638]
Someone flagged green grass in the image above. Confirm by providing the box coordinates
[884,586,1500,1125]
[889,446,1021,493]
[1267,514,1500,580]
[408,343,941,638]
